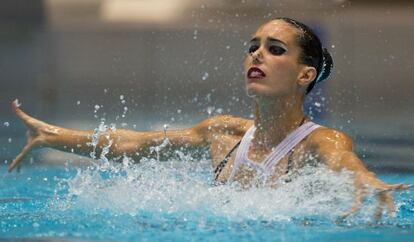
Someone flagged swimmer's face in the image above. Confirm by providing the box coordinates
[244,20,316,98]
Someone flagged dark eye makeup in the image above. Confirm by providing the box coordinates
[268,45,286,55]
[247,41,287,56]
[248,44,259,54]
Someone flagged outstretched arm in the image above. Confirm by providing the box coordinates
[309,128,411,220]
[8,101,248,172]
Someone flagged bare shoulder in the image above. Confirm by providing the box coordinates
[193,115,253,136]
[306,126,353,151]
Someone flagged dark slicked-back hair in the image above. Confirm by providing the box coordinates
[275,17,333,94]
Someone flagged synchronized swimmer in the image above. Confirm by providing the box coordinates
[8,17,410,220]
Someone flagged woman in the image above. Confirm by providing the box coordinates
[7,18,410,220]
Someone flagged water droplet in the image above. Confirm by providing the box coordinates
[94,105,100,111]
[8,138,12,143]
[314,102,321,107]
[76,101,81,105]
[177,109,182,114]
[202,72,209,81]
[207,106,215,115]
[120,95,124,100]
[3,122,9,127]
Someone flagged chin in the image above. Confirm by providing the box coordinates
[246,82,273,94]
[246,86,289,99]
[246,87,272,98]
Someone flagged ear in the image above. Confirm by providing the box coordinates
[297,66,317,87]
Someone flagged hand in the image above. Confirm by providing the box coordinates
[8,100,53,172]
[340,172,411,221]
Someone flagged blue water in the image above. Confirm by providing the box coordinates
[1,162,413,241]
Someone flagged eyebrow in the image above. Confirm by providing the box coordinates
[250,37,287,46]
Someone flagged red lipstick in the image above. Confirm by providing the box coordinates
[247,67,266,79]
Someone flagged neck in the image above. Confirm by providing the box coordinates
[253,95,305,148]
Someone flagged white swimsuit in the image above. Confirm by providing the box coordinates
[227,121,322,184]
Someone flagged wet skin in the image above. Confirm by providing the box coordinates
[8,20,410,220]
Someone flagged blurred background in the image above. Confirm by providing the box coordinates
[0,0,413,172]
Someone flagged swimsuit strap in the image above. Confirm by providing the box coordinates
[227,125,257,181]
[227,121,322,183]
[213,140,241,181]
[263,122,321,171]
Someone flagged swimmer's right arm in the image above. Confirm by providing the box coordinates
[8,101,250,172]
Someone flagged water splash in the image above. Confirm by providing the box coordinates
[50,109,407,225]
[86,121,115,168]
[61,153,362,223]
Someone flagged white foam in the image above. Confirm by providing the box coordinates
[62,153,360,222]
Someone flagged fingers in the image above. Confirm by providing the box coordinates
[373,183,411,193]
[342,189,400,221]
[343,173,407,221]
[374,191,387,221]
[8,142,34,172]
[374,191,397,222]
[11,100,37,127]
[340,186,366,219]
[12,99,25,117]
[384,191,396,218]
[362,173,411,192]
[386,183,411,191]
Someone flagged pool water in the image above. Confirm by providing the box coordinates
[1,158,413,241]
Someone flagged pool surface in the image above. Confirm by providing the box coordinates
[1,158,413,241]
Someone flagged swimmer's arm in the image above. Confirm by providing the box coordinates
[310,129,369,173]
[310,129,410,219]
[106,115,251,159]
[8,102,249,171]
[71,115,249,159]
[310,129,406,186]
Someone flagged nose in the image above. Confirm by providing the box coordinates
[250,48,263,64]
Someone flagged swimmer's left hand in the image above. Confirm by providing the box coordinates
[340,172,411,221]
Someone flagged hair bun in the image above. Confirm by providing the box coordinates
[316,48,333,83]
